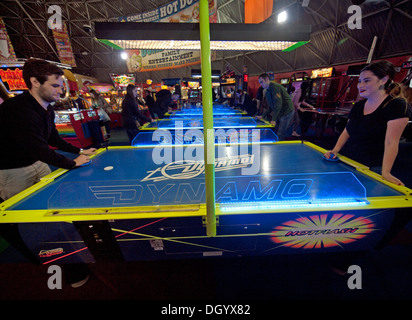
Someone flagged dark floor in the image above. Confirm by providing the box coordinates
[1,124,412,304]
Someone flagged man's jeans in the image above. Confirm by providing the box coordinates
[274,111,294,140]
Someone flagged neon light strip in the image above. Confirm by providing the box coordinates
[132,140,279,148]
[220,199,368,212]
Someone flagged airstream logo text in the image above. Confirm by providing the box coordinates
[142,154,254,182]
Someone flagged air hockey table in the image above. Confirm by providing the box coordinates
[165,108,247,118]
[139,116,273,132]
[1,140,411,264]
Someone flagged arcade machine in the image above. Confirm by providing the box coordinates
[280,77,291,92]
[334,64,367,109]
[401,60,412,100]
[189,69,220,105]
[109,73,137,127]
[187,80,202,106]
[307,68,352,138]
[220,72,237,104]
[309,67,340,109]
[289,72,310,93]
[400,60,412,141]
[54,69,84,144]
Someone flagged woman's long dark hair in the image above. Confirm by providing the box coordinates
[361,60,406,100]
[125,84,137,99]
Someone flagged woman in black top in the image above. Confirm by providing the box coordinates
[121,84,152,144]
[154,89,173,119]
[295,81,315,135]
[144,90,156,119]
[233,89,256,116]
[324,61,411,186]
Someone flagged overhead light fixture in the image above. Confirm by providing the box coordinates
[191,69,221,78]
[277,11,287,23]
[95,22,311,52]
[120,51,128,60]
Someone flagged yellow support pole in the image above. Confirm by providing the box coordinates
[199,0,216,237]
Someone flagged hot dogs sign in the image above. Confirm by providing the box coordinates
[119,0,217,72]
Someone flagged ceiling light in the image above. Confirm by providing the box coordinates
[278,11,287,23]
[95,22,311,52]
[120,51,128,60]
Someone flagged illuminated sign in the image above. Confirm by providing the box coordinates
[87,84,114,93]
[0,67,28,91]
[270,213,375,249]
[311,67,334,79]
[188,81,200,88]
[401,61,412,69]
[110,73,136,89]
[222,77,236,84]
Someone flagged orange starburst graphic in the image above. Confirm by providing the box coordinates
[270,213,375,249]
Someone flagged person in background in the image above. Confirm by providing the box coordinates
[233,89,256,116]
[109,91,118,111]
[170,91,181,110]
[256,73,294,140]
[324,60,411,186]
[144,89,156,119]
[121,84,153,144]
[289,86,301,137]
[294,82,316,136]
[136,88,146,107]
[155,89,173,119]
[90,89,111,137]
[255,86,266,115]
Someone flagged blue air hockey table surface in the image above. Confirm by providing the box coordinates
[1,141,411,264]
[139,116,273,131]
[165,108,247,118]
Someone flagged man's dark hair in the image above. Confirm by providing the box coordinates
[23,58,64,89]
[259,73,270,80]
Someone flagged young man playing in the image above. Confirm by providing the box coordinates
[0,58,97,201]
[0,58,97,288]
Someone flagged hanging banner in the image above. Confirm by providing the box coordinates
[0,17,17,62]
[118,0,217,23]
[118,0,217,72]
[52,22,76,67]
[126,49,207,73]
[245,0,273,23]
